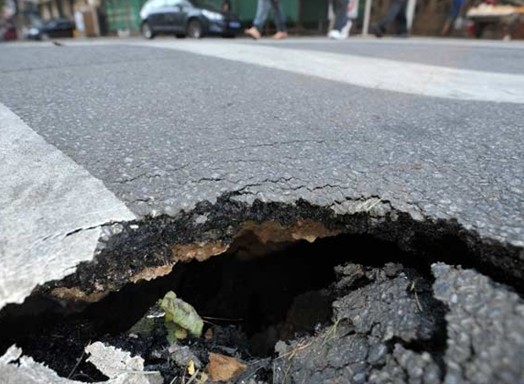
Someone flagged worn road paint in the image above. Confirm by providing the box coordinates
[133,40,524,104]
[0,103,135,310]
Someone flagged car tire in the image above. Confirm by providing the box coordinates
[175,33,186,38]
[186,19,203,39]
[142,22,154,39]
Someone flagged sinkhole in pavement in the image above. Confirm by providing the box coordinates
[0,229,462,383]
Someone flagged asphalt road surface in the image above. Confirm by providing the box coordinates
[1,36,524,383]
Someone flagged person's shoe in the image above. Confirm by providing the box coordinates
[244,26,261,40]
[328,29,344,40]
[341,20,352,38]
[371,24,383,38]
[272,31,288,40]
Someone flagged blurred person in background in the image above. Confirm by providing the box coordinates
[245,0,288,40]
[441,0,468,35]
[372,0,408,37]
[327,0,350,39]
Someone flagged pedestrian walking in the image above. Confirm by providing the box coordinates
[245,0,288,40]
[441,0,467,35]
[372,0,408,37]
[327,0,350,39]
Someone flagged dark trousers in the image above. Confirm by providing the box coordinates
[378,0,408,34]
[332,0,349,31]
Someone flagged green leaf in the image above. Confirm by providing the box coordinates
[160,291,203,340]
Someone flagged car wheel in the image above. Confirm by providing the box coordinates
[141,22,154,39]
[187,19,203,38]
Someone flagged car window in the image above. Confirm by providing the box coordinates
[190,0,220,11]
[147,0,166,10]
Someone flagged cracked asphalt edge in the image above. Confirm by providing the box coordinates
[0,103,136,310]
[30,193,524,308]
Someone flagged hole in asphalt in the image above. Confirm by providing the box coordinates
[0,232,454,382]
[1,186,523,384]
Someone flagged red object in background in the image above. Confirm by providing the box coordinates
[3,27,18,41]
[2,18,18,41]
[466,21,476,36]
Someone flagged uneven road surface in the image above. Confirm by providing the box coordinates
[1,37,523,384]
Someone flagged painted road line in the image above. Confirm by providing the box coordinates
[251,37,524,50]
[134,40,524,104]
[0,103,136,310]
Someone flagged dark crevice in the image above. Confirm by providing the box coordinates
[2,234,450,383]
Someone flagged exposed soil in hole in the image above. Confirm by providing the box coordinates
[0,233,454,383]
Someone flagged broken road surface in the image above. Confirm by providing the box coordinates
[1,37,523,383]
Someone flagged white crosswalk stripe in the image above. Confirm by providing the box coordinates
[130,40,524,104]
[0,103,135,309]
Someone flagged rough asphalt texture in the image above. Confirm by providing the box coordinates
[1,38,523,383]
[0,39,522,247]
[274,262,524,384]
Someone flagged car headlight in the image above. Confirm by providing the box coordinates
[202,10,223,21]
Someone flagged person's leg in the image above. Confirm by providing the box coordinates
[377,0,404,34]
[341,19,352,37]
[271,0,288,39]
[253,0,273,31]
[395,0,408,35]
[246,0,271,39]
[271,0,286,31]
[441,16,454,35]
[333,0,349,31]
[328,0,349,39]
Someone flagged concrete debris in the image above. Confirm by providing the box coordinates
[0,342,162,384]
[85,342,163,384]
[0,345,84,384]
